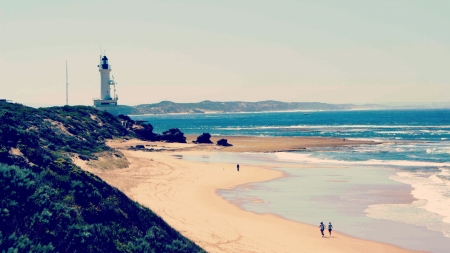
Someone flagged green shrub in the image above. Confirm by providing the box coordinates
[0,103,204,253]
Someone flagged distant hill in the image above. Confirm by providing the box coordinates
[112,100,386,115]
[0,103,204,252]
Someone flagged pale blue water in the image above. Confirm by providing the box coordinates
[133,109,450,252]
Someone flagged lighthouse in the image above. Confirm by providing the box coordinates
[93,55,118,108]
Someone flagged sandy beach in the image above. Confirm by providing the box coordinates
[75,137,420,253]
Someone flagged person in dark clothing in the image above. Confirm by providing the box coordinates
[319,222,325,238]
[237,164,240,171]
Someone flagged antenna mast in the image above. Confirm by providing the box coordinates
[66,60,68,106]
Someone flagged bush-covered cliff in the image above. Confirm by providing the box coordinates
[0,103,204,253]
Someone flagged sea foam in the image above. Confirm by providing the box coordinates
[275,152,450,167]
[366,168,450,238]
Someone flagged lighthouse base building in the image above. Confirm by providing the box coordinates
[93,55,119,111]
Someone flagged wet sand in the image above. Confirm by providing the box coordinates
[186,135,379,152]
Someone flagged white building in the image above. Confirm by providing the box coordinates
[93,55,118,108]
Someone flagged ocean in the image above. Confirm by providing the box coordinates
[132,109,450,252]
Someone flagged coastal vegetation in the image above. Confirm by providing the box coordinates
[0,103,204,252]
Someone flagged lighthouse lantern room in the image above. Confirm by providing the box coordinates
[93,55,118,108]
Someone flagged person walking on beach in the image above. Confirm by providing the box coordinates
[319,222,325,238]
[328,222,333,237]
[237,164,240,172]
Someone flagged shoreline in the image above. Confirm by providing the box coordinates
[75,137,420,252]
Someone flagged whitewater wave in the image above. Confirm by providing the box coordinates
[426,147,450,155]
[215,125,450,131]
[366,168,450,238]
[375,131,418,135]
[275,152,450,167]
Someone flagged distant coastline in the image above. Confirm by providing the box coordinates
[93,100,450,116]
[128,107,405,117]
[110,100,387,115]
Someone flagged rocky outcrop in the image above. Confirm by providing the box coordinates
[160,128,187,143]
[119,114,188,143]
[193,133,213,144]
[132,123,160,141]
[217,138,232,146]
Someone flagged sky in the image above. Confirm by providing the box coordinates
[1,0,449,106]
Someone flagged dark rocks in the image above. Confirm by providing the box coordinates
[132,124,187,143]
[193,133,213,144]
[128,145,155,152]
[217,138,232,146]
[78,155,90,161]
[118,114,187,143]
[160,128,186,143]
[77,154,98,161]
[133,123,159,141]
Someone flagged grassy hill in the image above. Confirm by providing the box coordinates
[0,103,204,253]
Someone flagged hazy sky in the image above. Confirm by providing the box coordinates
[1,0,449,106]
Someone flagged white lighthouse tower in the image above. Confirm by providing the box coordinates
[93,55,118,108]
